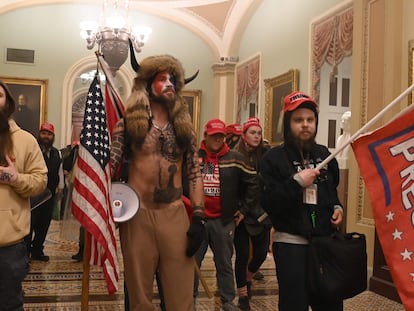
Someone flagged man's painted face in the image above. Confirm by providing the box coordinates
[151,72,176,101]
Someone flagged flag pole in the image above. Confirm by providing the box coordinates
[80,232,91,311]
[193,258,213,299]
[316,83,414,170]
[65,148,91,310]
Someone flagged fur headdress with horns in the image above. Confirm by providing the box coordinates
[125,54,197,150]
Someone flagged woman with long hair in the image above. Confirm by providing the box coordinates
[233,117,272,311]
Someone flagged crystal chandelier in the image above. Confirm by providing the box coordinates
[80,0,152,75]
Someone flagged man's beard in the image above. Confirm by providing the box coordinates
[38,137,54,149]
[149,91,175,111]
[287,133,316,153]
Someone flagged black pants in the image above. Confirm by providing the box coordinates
[0,242,29,311]
[234,223,270,288]
[30,195,55,256]
[273,242,343,311]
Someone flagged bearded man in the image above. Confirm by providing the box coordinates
[260,91,344,311]
[111,55,205,311]
[28,122,63,261]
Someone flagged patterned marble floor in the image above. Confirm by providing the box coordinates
[22,220,405,311]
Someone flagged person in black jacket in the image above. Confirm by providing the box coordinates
[233,117,271,310]
[193,118,259,311]
[260,91,344,311]
[29,122,63,261]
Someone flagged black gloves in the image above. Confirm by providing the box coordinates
[186,215,206,257]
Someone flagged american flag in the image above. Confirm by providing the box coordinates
[352,105,414,310]
[72,74,119,294]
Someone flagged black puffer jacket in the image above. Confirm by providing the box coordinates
[260,143,342,237]
[198,145,260,225]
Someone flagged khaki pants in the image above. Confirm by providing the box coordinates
[120,201,193,311]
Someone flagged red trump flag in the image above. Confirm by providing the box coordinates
[351,106,414,310]
[72,74,119,294]
[105,83,125,138]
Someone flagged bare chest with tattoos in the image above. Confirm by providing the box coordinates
[128,123,184,206]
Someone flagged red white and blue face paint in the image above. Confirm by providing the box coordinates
[151,72,176,100]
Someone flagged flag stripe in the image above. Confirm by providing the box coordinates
[72,75,119,294]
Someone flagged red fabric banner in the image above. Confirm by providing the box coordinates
[105,83,125,138]
[351,106,414,310]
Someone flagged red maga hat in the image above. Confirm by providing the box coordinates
[283,91,318,113]
[204,118,226,135]
[226,123,242,136]
[40,122,55,134]
[242,117,261,132]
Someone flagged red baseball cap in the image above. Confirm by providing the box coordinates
[242,117,261,132]
[204,119,226,135]
[40,122,55,134]
[283,91,318,113]
[226,123,242,136]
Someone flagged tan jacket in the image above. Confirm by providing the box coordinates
[0,120,48,246]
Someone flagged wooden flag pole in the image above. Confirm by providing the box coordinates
[316,83,414,170]
[193,257,213,299]
[80,231,91,311]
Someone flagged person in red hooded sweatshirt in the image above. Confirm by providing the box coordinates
[193,118,259,311]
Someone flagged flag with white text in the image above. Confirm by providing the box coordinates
[351,106,414,310]
[72,74,119,294]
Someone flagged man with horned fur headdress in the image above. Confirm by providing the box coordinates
[111,54,205,311]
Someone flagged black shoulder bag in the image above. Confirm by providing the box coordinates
[307,230,368,301]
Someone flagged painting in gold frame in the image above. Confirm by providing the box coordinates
[0,76,48,137]
[264,69,299,146]
[182,89,201,137]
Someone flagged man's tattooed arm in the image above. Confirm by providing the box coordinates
[186,134,204,216]
[110,119,125,179]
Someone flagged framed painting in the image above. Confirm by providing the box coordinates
[0,76,48,137]
[182,89,201,136]
[264,69,299,146]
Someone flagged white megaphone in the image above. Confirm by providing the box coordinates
[110,182,140,222]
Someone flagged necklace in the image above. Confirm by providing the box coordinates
[152,122,170,140]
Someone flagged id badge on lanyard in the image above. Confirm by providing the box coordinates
[303,184,317,205]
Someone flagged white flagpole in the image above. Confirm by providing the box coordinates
[316,83,414,170]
